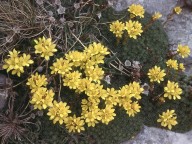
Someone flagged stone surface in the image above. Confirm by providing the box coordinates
[164,8,192,75]
[121,126,192,144]
[108,0,178,21]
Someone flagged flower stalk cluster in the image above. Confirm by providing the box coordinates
[147,43,190,129]
[157,109,178,130]
[110,4,163,40]
[27,42,144,133]
[3,49,33,77]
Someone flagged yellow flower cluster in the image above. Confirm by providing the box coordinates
[110,5,144,39]
[164,44,190,73]
[146,44,184,130]
[65,115,85,133]
[164,81,182,100]
[110,20,125,38]
[50,58,72,76]
[166,59,178,70]
[119,82,143,117]
[100,106,116,124]
[177,44,190,58]
[27,73,54,110]
[47,101,71,124]
[34,37,57,60]
[128,4,145,18]
[28,42,144,133]
[27,73,48,93]
[65,51,85,67]
[30,87,54,110]
[26,73,83,132]
[3,49,33,77]
[125,20,143,39]
[147,66,166,83]
[157,109,178,130]
[174,6,182,15]
[110,20,143,39]
[51,42,109,87]
[63,71,82,89]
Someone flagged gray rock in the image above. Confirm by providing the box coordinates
[165,8,192,76]
[121,126,192,144]
[108,0,178,21]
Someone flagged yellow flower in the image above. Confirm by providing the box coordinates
[152,12,162,20]
[3,49,33,77]
[47,101,71,125]
[82,108,101,127]
[81,98,99,112]
[128,4,145,18]
[125,20,143,39]
[177,44,190,58]
[166,59,178,70]
[63,71,82,89]
[147,66,166,83]
[109,20,125,38]
[65,51,85,67]
[8,49,20,58]
[3,57,24,76]
[174,6,182,14]
[123,101,141,117]
[164,81,182,100]
[30,87,54,110]
[27,73,48,93]
[118,87,133,107]
[129,82,144,100]
[21,53,33,67]
[85,66,104,83]
[118,85,132,99]
[50,58,72,76]
[157,109,178,130]
[90,54,105,65]
[82,60,96,70]
[76,78,92,93]
[80,43,109,69]
[84,83,107,99]
[34,36,57,60]
[65,115,85,133]
[105,88,119,106]
[84,82,100,97]
[100,105,116,124]
[179,63,185,71]
[84,42,110,57]
[96,84,108,100]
